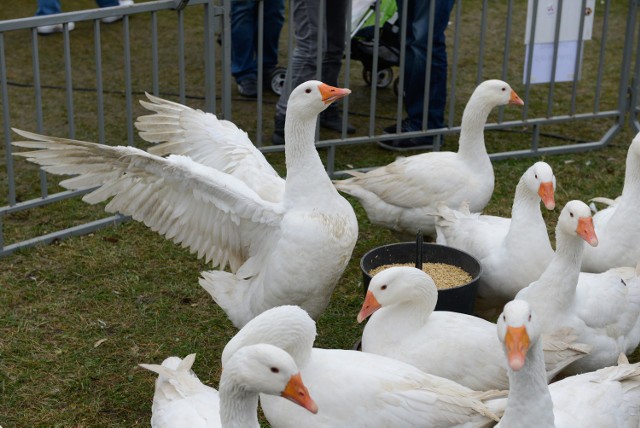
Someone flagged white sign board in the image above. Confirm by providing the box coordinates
[524,0,595,84]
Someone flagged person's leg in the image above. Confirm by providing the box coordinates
[36,0,61,16]
[319,0,355,133]
[262,0,285,73]
[403,0,454,132]
[231,0,258,85]
[95,0,120,7]
[273,0,320,143]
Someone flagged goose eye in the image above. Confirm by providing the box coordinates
[305,88,311,94]
[501,87,506,91]
[502,315,506,321]
[270,367,279,373]
[381,285,387,290]
[528,314,531,321]
[570,212,574,218]
[534,174,538,179]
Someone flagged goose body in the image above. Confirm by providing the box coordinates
[435,161,556,315]
[13,81,358,328]
[357,266,590,391]
[497,300,640,428]
[221,305,507,428]
[333,79,523,238]
[582,132,640,272]
[515,200,640,374]
[140,345,317,428]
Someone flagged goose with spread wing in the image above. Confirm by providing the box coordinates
[12,80,358,328]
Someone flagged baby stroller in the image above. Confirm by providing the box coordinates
[350,0,400,90]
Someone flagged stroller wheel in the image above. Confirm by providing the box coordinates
[269,67,287,96]
[362,67,394,88]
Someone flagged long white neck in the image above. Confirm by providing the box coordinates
[219,374,261,428]
[505,180,549,248]
[621,147,640,204]
[284,111,337,206]
[457,94,495,161]
[500,340,555,427]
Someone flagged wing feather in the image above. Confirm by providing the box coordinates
[12,129,284,271]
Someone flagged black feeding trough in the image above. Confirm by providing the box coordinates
[360,235,482,315]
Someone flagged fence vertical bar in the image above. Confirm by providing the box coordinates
[545,0,563,118]
[476,0,488,84]
[620,0,638,129]
[151,11,160,96]
[31,28,48,197]
[203,1,215,113]
[420,0,435,135]
[94,20,106,145]
[569,0,588,116]
[0,33,16,207]
[447,0,461,129]
[256,0,264,147]
[367,0,381,138]
[394,0,407,133]
[62,22,75,138]
[222,0,232,119]
[497,0,513,124]
[522,0,539,122]
[123,16,134,146]
[177,9,186,104]
[593,0,610,114]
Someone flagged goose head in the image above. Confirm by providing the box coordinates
[472,79,524,109]
[357,266,438,323]
[558,200,598,247]
[524,161,556,209]
[286,80,351,122]
[221,343,318,414]
[221,306,316,368]
[497,300,540,371]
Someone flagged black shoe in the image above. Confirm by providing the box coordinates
[320,108,356,134]
[383,118,413,134]
[237,77,258,98]
[377,136,434,152]
[272,114,285,145]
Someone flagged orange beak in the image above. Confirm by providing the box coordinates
[318,83,351,105]
[577,216,598,247]
[538,181,555,210]
[281,373,318,414]
[505,325,530,371]
[509,89,524,106]
[357,291,382,323]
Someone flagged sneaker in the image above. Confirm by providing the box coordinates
[377,135,434,152]
[102,0,134,24]
[320,107,356,134]
[37,22,75,35]
[237,77,258,98]
[272,114,285,145]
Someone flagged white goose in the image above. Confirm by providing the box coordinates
[221,305,507,428]
[581,131,640,272]
[357,266,590,391]
[516,200,640,374]
[12,80,358,328]
[140,344,318,427]
[435,161,556,315]
[333,79,524,238]
[496,300,640,428]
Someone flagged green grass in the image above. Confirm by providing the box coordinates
[1,1,639,426]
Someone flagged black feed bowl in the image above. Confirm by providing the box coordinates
[360,242,482,315]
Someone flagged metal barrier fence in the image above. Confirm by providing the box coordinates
[1,0,639,257]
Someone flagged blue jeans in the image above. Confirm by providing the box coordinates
[231,0,285,83]
[275,0,349,117]
[397,0,454,131]
[37,0,120,15]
